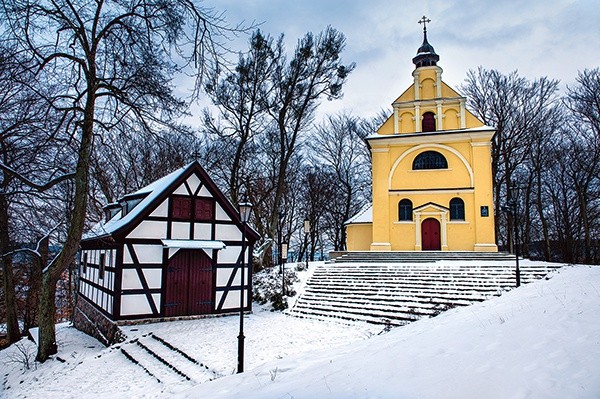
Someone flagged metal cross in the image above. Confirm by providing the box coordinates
[418,16,431,32]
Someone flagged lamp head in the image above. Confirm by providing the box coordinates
[238,194,252,224]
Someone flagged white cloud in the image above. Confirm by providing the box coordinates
[198,0,600,121]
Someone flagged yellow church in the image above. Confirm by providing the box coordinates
[346,19,497,252]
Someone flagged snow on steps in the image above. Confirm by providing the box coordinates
[118,333,219,385]
[287,261,561,326]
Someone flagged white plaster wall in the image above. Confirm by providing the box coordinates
[121,268,161,290]
[144,269,162,289]
[150,199,169,217]
[216,267,248,286]
[216,224,242,241]
[152,294,161,311]
[217,290,247,310]
[215,204,231,221]
[123,246,133,264]
[216,267,237,286]
[107,296,113,314]
[194,223,212,240]
[132,244,163,264]
[173,183,188,195]
[171,222,190,239]
[219,246,241,263]
[120,294,160,316]
[127,220,167,239]
[198,185,211,197]
[187,174,201,194]
[121,269,143,290]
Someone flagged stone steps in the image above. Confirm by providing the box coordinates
[330,251,516,263]
[118,333,218,385]
[287,261,561,325]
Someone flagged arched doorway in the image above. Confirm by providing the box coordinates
[164,249,213,317]
[421,218,441,250]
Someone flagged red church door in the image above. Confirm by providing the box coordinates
[421,218,441,251]
[164,249,213,317]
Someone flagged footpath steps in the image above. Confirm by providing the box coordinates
[288,257,561,326]
[118,333,219,385]
[329,251,516,263]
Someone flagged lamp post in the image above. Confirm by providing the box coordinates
[303,218,311,269]
[277,211,284,267]
[504,187,521,288]
[237,197,252,374]
[281,242,288,296]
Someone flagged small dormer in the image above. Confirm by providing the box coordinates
[118,193,146,217]
[103,203,121,222]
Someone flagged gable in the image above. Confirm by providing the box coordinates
[413,202,449,213]
[83,161,259,244]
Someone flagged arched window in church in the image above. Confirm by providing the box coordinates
[450,197,465,220]
[398,199,413,221]
[412,151,448,170]
[422,112,436,132]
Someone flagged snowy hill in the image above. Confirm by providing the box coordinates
[2,265,599,398]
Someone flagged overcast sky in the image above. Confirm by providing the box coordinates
[199,0,600,120]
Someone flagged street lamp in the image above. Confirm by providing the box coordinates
[303,218,311,269]
[504,186,521,288]
[237,197,252,374]
[281,242,288,296]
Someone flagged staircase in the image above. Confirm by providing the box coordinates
[288,259,562,326]
[330,251,516,263]
[119,332,220,385]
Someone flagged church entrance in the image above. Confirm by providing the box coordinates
[421,218,441,250]
[164,249,213,317]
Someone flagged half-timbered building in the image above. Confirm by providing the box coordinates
[73,161,259,345]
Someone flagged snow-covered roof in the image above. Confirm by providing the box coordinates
[161,239,226,250]
[366,125,495,141]
[83,164,191,240]
[345,204,373,225]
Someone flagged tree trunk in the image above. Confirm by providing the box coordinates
[0,193,21,344]
[36,273,57,359]
[535,172,551,261]
[37,86,94,362]
[24,237,47,330]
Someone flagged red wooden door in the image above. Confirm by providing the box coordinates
[421,218,441,251]
[165,249,213,317]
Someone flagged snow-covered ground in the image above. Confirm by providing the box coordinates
[2,264,600,398]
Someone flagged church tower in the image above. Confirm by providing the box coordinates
[346,17,497,252]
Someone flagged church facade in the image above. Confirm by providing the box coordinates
[346,21,497,252]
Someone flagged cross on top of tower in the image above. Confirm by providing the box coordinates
[413,15,438,68]
[418,16,431,32]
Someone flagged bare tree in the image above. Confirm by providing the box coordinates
[1,0,250,361]
[462,68,560,251]
[264,27,354,257]
[564,69,600,263]
[203,27,354,267]
[203,30,277,205]
[308,113,371,250]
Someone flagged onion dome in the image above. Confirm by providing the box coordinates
[412,16,439,68]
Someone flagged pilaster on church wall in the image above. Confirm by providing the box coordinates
[370,147,391,245]
[471,140,496,246]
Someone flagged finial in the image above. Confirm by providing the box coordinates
[412,16,439,68]
[418,16,431,33]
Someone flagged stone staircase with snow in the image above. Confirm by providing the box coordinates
[329,251,516,263]
[288,256,562,326]
[118,332,220,385]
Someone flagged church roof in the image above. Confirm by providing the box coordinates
[345,204,373,225]
[366,126,496,142]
